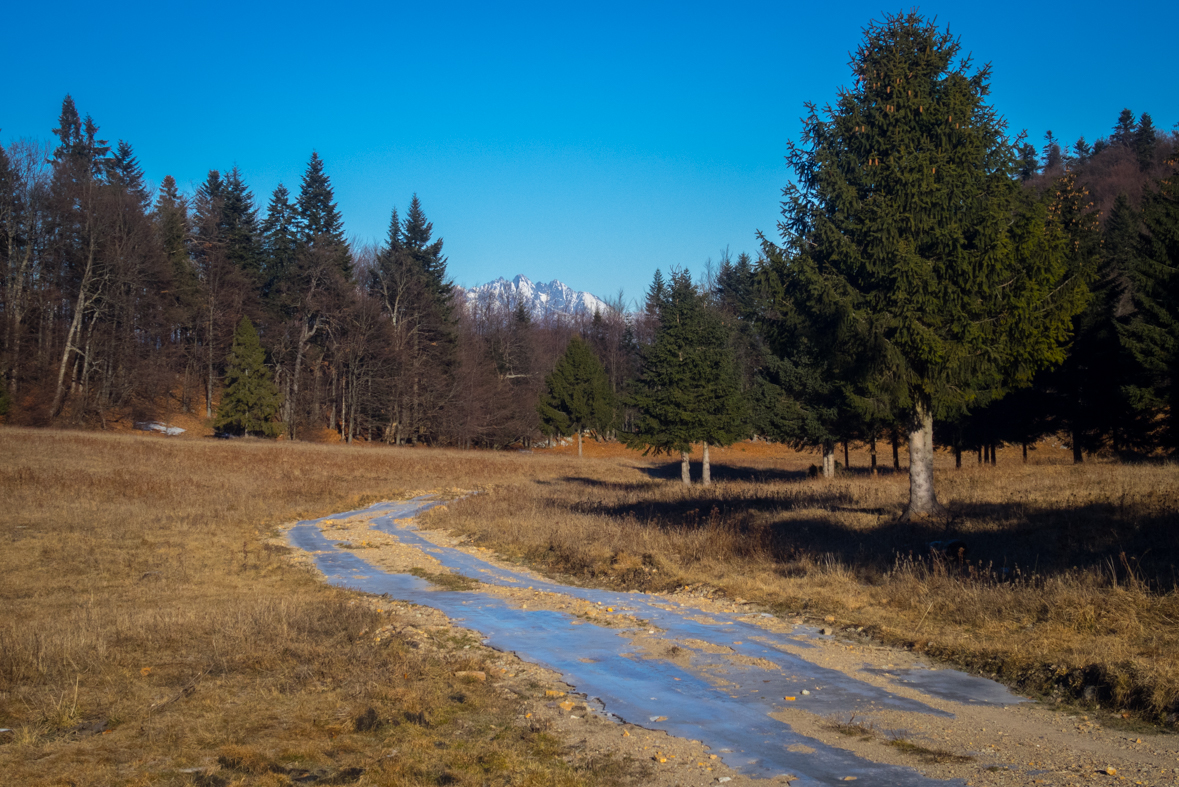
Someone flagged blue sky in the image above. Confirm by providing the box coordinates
[4,1,1176,306]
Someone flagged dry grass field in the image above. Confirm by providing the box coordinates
[428,438,1179,723]
[0,428,641,786]
[1,428,1176,786]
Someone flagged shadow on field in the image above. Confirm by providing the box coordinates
[635,460,810,484]
[557,474,1179,589]
[944,500,1179,588]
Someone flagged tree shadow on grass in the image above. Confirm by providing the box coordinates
[633,460,810,484]
[553,473,1179,588]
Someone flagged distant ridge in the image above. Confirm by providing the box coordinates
[464,274,608,316]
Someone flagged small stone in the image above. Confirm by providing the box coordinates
[824,616,836,623]
[801,690,811,695]
[821,627,834,636]
[545,690,566,697]
[717,778,732,784]
[1104,766,1116,776]
[559,701,575,712]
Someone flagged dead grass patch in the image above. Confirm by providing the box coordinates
[886,736,975,764]
[0,427,648,786]
[823,715,877,740]
[419,443,1179,723]
[407,567,481,592]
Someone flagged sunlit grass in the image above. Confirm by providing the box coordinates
[0,428,640,786]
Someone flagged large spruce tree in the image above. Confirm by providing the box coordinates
[295,152,350,279]
[260,183,299,303]
[222,166,263,281]
[1122,168,1179,450]
[625,269,747,485]
[215,316,283,437]
[762,12,1089,517]
[537,337,614,457]
[366,197,456,444]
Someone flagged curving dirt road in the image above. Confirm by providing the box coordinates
[283,498,1179,787]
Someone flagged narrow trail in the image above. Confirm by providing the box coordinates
[286,498,1178,787]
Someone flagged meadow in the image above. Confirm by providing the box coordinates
[1,428,1176,785]
[0,428,640,786]
[428,439,1179,722]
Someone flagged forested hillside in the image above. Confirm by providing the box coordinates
[0,97,639,447]
[1,90,1176,462]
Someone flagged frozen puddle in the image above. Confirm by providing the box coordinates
[289,498,1024,786]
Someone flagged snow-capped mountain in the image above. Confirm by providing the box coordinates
[464,274,608,316]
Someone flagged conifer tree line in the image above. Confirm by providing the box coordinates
[3,20,1178,484]
[604,12,1179,509]
[0,95,636,446]
[710,14,1179,515]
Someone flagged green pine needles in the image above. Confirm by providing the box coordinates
[215,317,284,437]
[624,269,747,485]
[1122,165,1179,448]
[537,337,614,457]
[762,11,1090,516]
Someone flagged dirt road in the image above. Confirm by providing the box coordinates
[282,498,1179,787]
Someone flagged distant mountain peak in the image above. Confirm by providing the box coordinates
[464,274,608,316]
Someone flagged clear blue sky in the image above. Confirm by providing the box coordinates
[4,1,1175,307]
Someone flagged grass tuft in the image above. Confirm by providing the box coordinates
[886,736,975,764]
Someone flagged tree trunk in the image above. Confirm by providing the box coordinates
[680,451,690,485]
[51,292,86,418]
[983,443,990,464]
[206,299,215,419]
[289,340,305,439]
[843,440,850,470]
[1071,426,1083,464]
[577,430,582,458]
[990,443,997,466]
[702,441,711,486]
[900,400,946,521]
[977,446,983,465]
[869,433,877,476]
[1022,442,1028,463]
[954,444,962,469]
[891,428,900,470]
[822,441,835,478]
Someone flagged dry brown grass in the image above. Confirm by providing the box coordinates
[0,428,645,786]
[3,427,1176,787]
[424,441,1179,723]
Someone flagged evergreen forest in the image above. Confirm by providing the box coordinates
[2,65,1177,469]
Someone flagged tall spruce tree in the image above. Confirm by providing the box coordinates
[260,183,298,303]
[366,197,455,444]
[761,12,1090,517]
[1134,113,1157,172]
[295,152,350,279]
[215,316,283,437]
[624,269,747,485]
[110,140,149,208]
[222,166,263,281]
[1112,109,1137,147]
[402,194,450,308]
[1036,172,1110,461]
[537,337,614,457]
[1122,167,1179,450]
[154,176,199,320]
